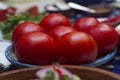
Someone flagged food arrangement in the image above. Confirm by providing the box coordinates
[9,13,119,66]
[35,66,81,80]
[0,1,120,80]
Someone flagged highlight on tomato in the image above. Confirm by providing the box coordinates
[15,32,55,65]
[73,17,99,32]
[39,13,71,33]
[49,26,77,42]
[12,22,45,47]
[55,32,98,65]
[86,23,119,57]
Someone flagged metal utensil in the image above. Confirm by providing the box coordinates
[68,2,96,13]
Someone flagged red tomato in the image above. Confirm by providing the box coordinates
[4,7,16,15]
[73,17,99,32]
[39,13,71,33]
[12,22,45,47]
[15,32,55,65]
[55,32,98,64]
[27,6,39,17]
[0,11,7,22]
[49,26,77,42]
[86,23,119,57]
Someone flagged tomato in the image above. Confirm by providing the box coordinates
[55,32,98,64]
[86,23,119,57]
[49,26,77,42]
[12,22,45,47]
[0,11,7,22]
[73,17,99,32]
[27,6,39,17]
[39,13,71,33]
[15,32,55,65]
[4,7,16,15]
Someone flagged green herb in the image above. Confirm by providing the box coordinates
[61,75,71,80]
[44,71,55,80]
[0,12,44,39]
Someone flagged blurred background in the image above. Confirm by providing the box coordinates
[1,0,120,40]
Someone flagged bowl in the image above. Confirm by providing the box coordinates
[64,0,103,6]
[5,45,117,67]
[0,65,120,80]
[86,5,114,17]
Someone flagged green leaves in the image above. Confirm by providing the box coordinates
[61,75,71,80]
[44,71,71,80]
[44,71,55,80]
[0,12,44,39]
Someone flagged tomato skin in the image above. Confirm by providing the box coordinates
[49,26,77,42]
[39,13,71,33]
[55,32,98,64]
[12,22,45,47]
[4,7,16,15]
[27,6,39,17]
[86,23,119,57]
[15,32,55,65]
[0,11,7,22]
[73,17,99,32]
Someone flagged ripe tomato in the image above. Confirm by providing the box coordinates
[49,26,77,42]
[39,13,71,33]
[0,11,7,22]
[12,22,45,47]
[4,7,16,15]
[15,32,55,65]
[86,23,119,57]
[27,6,39,17]
[73,17,99,32]
[55,32,98,64]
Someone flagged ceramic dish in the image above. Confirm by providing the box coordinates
[0,65,120,80]
[64,0,103,6]
[5,45,117,67]
[87,5,113,17]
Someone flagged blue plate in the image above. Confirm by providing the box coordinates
[5,45,117,67]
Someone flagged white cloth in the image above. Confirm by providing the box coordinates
[0,41,11,68]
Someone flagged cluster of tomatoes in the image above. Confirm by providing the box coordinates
[12,13,119,65]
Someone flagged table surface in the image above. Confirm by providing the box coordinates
[98,50,120,74]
